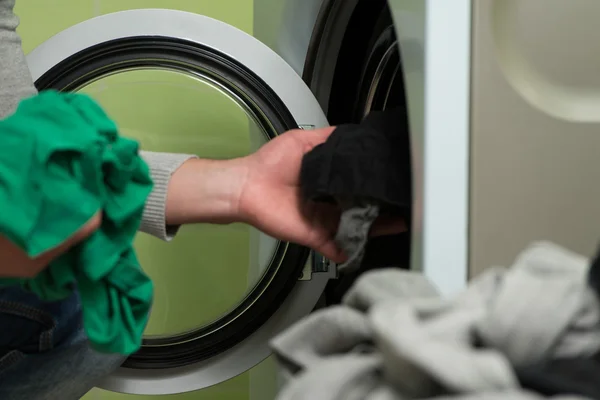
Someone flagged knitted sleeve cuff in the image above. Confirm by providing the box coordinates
[139,151,198,241]
[0,0,38,120]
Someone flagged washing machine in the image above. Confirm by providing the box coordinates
[20,0,600,398]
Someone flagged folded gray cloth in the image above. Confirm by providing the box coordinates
[271,242,600,399]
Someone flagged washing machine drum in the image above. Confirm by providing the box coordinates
[27,9,331,395]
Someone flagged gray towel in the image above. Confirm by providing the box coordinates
[271,242,600,399]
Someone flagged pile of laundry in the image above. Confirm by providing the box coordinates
[271,241,600,399]
[282,108,600,399]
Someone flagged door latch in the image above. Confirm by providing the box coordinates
[299,252,337,280]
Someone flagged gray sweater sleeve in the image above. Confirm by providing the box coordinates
[0,0,197,241]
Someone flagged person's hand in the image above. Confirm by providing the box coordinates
[237,127,407,263]
[0,212,101,278]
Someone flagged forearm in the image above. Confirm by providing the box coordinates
[162,157,248,226]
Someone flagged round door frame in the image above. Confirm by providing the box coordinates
[26,9,330,395]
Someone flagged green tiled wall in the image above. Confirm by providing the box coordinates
[12,1,279,400]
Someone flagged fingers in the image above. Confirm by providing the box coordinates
[0,212,102,278]
[306,203,407,262]
[369,216,408,237]
[317,216,407,263]
[295,126,336,148]
[317,241,347,264]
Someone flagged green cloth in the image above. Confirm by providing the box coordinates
[0,90,154,355]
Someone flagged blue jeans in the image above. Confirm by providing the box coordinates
[0,287,125,399]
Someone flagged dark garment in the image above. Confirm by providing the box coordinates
[301,108,411,214]
[300,108,412,275]
[588,243,600,296]
[517,356,600,399]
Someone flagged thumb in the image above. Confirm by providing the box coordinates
[296,126,336,148]
[369,217,408,237]
[315,240,347,264]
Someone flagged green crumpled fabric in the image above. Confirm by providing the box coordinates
[0,90,154,355]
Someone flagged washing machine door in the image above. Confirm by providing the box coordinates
[27,8,332,395]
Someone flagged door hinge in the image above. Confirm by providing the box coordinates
[299,252,337,280]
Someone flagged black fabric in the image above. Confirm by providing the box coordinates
[300,108,412,299]
[588,243,600,297]
[516,355,600,399]
[362,231,411,268]
[300,108,411,218]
